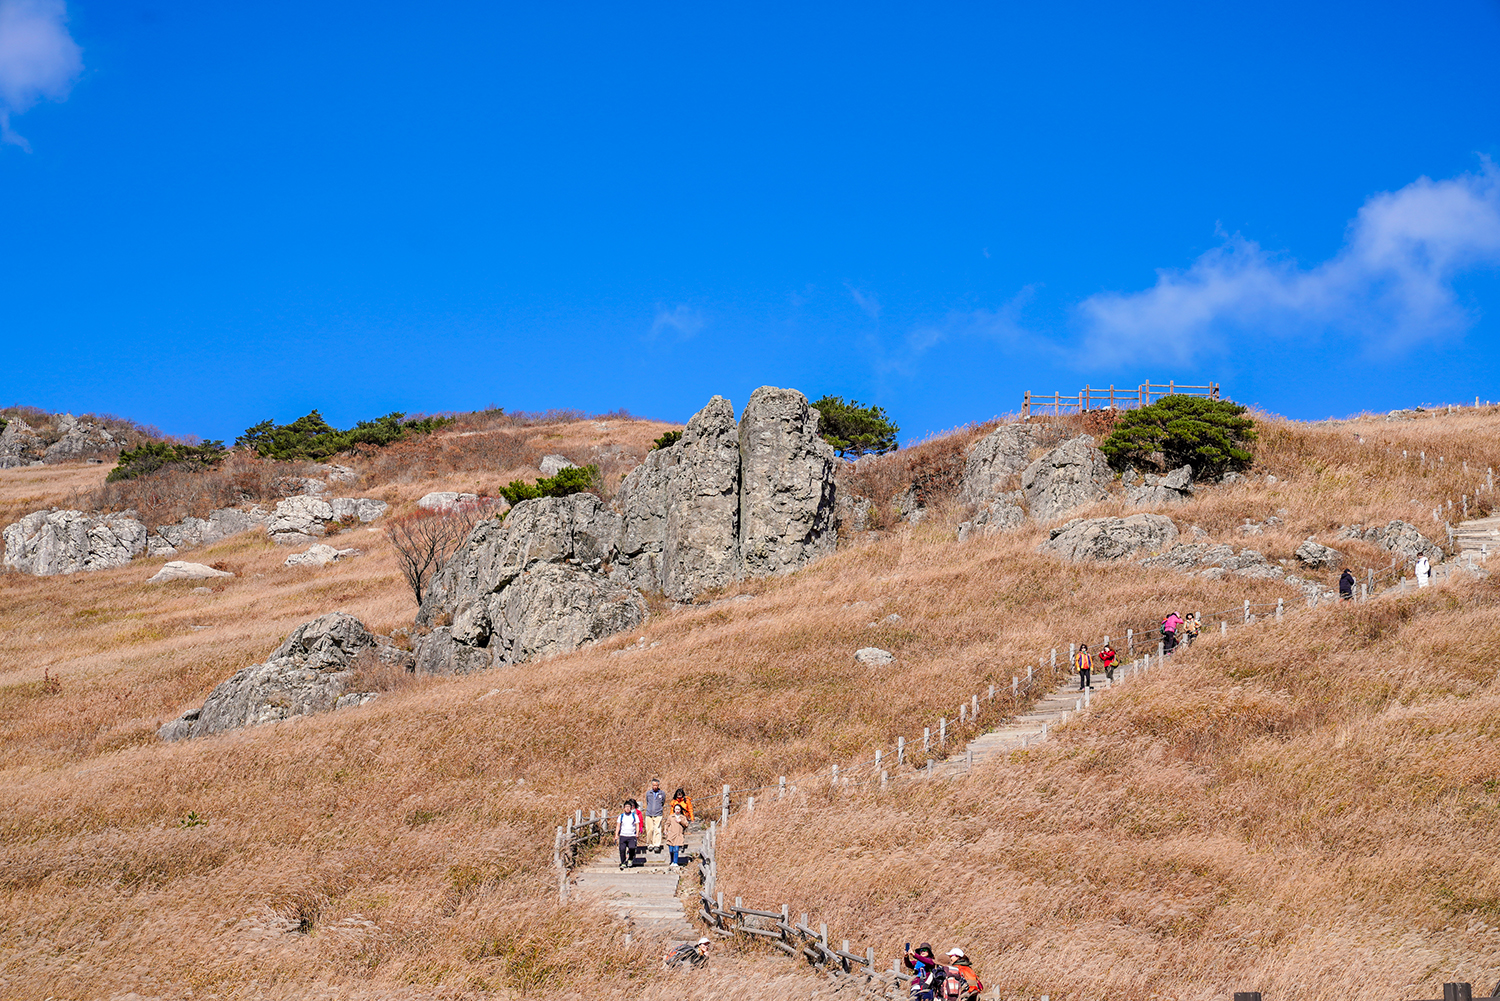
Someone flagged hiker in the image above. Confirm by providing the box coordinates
[671,787,694,823]
[644,779,666,855]
[1339,569,1355,600]
[664,936,710,969]
[1415,555,1432,588]
[1074,643,1093,690]
[903,943,942,1001]
[616,799,640,870]
[1162,612,1182,654]
[1097,642,1117,682]
[664,803,689,870]
[1183,612,1201,647]
[942,948,983,1000]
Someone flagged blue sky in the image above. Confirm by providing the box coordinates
[3,1,1500,442]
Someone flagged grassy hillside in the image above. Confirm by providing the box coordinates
[2,406,1500,998]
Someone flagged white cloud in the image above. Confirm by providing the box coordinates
[1078,163,1500,362]
[0,0,82,151]
[649,304,705,340]
[846,284,881,321]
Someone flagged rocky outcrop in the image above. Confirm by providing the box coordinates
[3,509,148,575]
[1294,538,1344,569]
[0,418,44,468]
[43,415,120,464]
[1338,520,1442,563]
[284,543,361,567]
[265,495,387,545]
[147,508,269,557]
[158,613,403,741]
[1043,514,1179,562]
[1022,435,1112,522]
[419,491,479,511]
[147,561,233,583]
[414,388,840,674]
[1126,465,1194,506]
[1139,542,1334,599]
[738,387,837,578]
[539,454,576,476]
[961,423,1066,504]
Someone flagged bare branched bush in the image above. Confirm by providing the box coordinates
[386,501,500,606]
[88,453,305,528]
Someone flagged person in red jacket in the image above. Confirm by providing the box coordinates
[943,948,983,1000]
[1098,642,1118,682]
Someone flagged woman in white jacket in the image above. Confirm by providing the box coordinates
[1415,555,1432,588]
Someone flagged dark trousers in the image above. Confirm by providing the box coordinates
[618,835,637,866]
[1078,668,1091,689]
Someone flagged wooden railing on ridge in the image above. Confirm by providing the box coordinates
[1022,380,1219,418]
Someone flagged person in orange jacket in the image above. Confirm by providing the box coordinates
[671,787,694,823]
[942,948,983,1000]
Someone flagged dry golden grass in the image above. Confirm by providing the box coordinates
[3,407,1500,999]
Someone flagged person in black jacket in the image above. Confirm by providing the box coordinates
[1339,568,1355,600]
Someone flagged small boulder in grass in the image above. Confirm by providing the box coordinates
[147,561,233,583]
[855,647,894,665]
[284,543,362,567]
[1294,538,1344,570]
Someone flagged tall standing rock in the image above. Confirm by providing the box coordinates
[961,423,1066,504]
[738,387,837,577]
[663,396,742,598]
[1022,435,1112,522]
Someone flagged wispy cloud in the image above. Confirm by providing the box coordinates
[877,285,1046,376]
[846,284,881,321]
[0,0,82,151]
[649,304,705,340]
[1078,162,1500,362]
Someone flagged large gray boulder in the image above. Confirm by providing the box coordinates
[539,454,577,476]
[266,495,333,543]
[664,396,743,597]
[1022,435,1112,522]
[478,563,647,666]
[961,423,1066,504]
[738,387,837,578]
[1126,465,1194,507]
[0,418,44,468]
[157,612,407,741]
[330,497,388,523]
[1044,514,1179,562]
[147,561,234,583]
[1294,538,1344,570]
[3,509,149,575]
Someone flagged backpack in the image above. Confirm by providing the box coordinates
[939,970,967,1000]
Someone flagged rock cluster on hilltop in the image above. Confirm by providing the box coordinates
[2,509,149,575]
[956,424,1115,535]
[413,387,839,673]
[0,414,125,468]
[158,612,405,741]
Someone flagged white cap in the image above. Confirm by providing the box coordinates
[947,947,966,957]
[698,937,711,945]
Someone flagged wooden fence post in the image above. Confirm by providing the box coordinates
[779,775,786,799]
[1220,620,1227,636]
[1051,648,1057,670]
[988,684,995,701]
[1022,390,1030,419]
[1276,598,1283,621]
[831,764,838,787]
[721,784,730,826]
[924,727,930,756]
[1012,676,1018,696]
[926,759,933,779]
[875,749,882,772]
[897,736,905,765]
[939,717,946,746]
[1243,599,1250,624]
[1127,628,1133,656]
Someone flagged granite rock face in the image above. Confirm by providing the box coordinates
[284,543,362,567]
[157,612,408,741]
[1126,465,1195,507]
[961,423,1066,504]
[737,387,837,579]
[539,454,577,476]
[1022,435,1113,522]
[3,509,149,575]
[414,388,841,674]
[147,508,269,557]
[0,418,45,468]
[265,495,387,545]
[43,416,120,464]
[1043,514,1179,562]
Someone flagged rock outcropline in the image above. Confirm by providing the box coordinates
[147,508,269,557]
[158,613,404,741]
[2,509,149,575]
[0,414,123,468]
[266,495,388,545]
[1338,520,1442,563]
[1023,435,1113,523]
[1043,514,1180,562]
[957,424,1113,532]
[414,388,839,673]
[1140,542,1335,600]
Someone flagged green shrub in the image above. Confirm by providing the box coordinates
[652,430,683,450]
[1100,396,1256,478]
[234,410,454,461]
[498,464,599,506]
[811,396,899,457]
[107,440,228,482]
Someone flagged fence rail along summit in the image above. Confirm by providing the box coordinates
[1022,380,1220,417]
